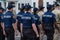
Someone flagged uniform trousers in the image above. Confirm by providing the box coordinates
[44,29,54,40]
[0,26,5,40]
[21,28,37,40]
[5,27,14,40]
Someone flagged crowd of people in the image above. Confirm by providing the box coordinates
[0,2,60,40]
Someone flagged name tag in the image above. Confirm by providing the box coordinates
[43,15,52,17]
[4,16,11,18]
[17,15,22,17]
[21,17,31,19]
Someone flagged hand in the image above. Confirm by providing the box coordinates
[36,34,39,37]
[15,30,19,36]
[21,33,23,37]
[3,30,6,36]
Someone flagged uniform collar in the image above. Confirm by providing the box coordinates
[47,10,52,12]
[8,11,13,13]
[26,12,31,14]
[20,11,24,13]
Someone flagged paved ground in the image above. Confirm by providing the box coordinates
[5,33,60,40]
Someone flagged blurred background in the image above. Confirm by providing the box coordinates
[0,0,60,40]
[0,0,60,14]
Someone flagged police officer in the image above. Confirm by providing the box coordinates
[3,4,18,40]
[17,5,25,32]
[42,5,60,40]
[0,7,5,40]
[20,5,39,40]
[33,8,41,40]
[17,5,25,40]
[52,3,60,40]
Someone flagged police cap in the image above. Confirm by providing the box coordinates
[0,7,5,11]
[25,5,32,9]
[7,4,15,9]
[47,4,53,10]
[33,8,38,12]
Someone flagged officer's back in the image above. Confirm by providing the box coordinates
[4,11,15,27]
[3,4,16,40]
[42,10,55,30]
[21,5,39,40]
[21,11,33,28]
[42,5,56,40]
[17,6,25,32]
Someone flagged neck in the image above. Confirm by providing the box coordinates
[26,11,31,13]
[8,10,12,12]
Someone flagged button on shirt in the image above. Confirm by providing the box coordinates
[21,12,35,28]
[42,11,56,29]
[3,11,16,27]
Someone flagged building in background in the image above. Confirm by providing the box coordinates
[0,0,60,13]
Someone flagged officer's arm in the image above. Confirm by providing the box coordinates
[20,23,23,34]
[1,15,5,31]
[32,24,39,36]
[1,22,5,31]
[12,21,17,32]
[12,16,18,32]
[32,16,39,36]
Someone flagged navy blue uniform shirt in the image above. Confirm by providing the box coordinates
[33,13,41,32]
[21,12,35,28]
[33,13,41,26]
[17,11,25,23]
[42,11,56,30]
[0,13,4,23]
[3,11,16,27]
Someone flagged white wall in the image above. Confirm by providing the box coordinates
[1,0,56,14]
[0,1,5,8]
[15,0,56,13]
[15,0,39,13]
